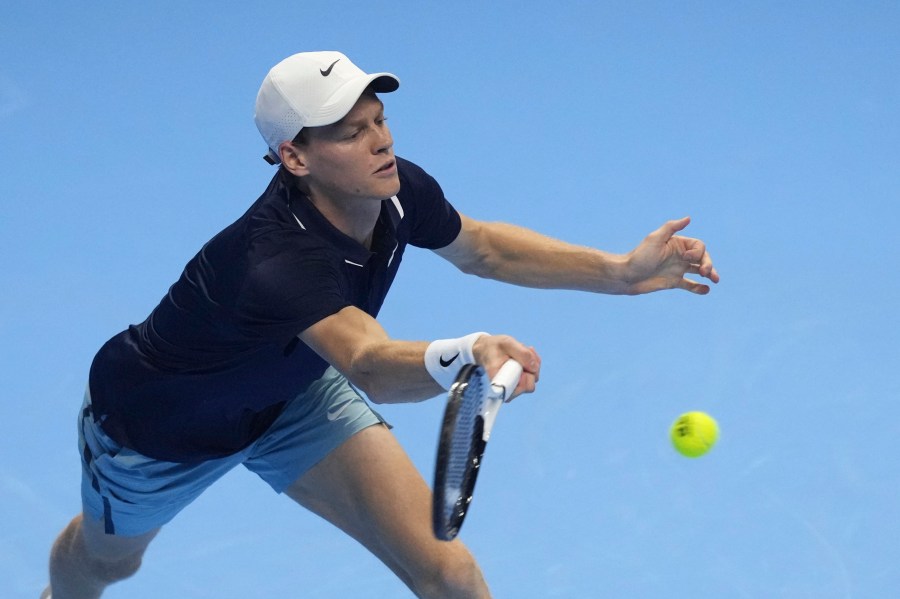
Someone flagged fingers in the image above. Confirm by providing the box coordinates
[679,259,718,294]
[512,370,538,400]
[653,216,691,241]
[673,235,719,294]
[677,231,720,286]
[701,262,720,284]
[678,277,711,295]
[486,335,540,375]
[502,340,540,388]
[472,335,541,401]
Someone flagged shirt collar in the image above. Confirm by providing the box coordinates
[281,173,398,267]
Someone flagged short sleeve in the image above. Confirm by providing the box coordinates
[396,158,462,249]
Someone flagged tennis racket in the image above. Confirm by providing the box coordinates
[432,359,523,541]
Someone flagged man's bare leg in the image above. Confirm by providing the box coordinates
[44,513,159,599]
[285,424,491,599]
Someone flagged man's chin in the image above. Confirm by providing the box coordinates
[379,178,401,199]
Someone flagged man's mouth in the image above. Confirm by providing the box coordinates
[374,160,396,174]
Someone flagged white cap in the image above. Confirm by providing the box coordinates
[254,51,400,165]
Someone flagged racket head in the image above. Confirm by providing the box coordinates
[432,363,490,541]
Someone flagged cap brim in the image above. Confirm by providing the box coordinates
[369,73,400,94]
[306,72,400,128]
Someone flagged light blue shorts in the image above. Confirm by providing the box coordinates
[79,367,386,537]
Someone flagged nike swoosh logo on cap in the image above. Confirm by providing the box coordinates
[320,59,340,76]
[440,353,460,368]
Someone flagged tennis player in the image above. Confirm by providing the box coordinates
[42,51,718,599]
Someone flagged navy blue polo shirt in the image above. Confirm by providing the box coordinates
[89,157,461,462]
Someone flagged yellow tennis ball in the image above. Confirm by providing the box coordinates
[670,411,719,457]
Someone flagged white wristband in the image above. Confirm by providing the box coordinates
[424,332,489,390]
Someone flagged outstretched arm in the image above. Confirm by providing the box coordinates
[433,214,719,295]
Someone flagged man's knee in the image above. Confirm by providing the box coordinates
[415,547,489,599]
[84,548,144,584]
[51,514,149,585]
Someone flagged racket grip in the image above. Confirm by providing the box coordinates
[491,359,523,402]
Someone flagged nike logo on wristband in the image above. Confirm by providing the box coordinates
[440,353,460,368]
[320,59,340,76]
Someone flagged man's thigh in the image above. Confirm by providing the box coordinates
[243,366,387,493]
[283,424,482,586]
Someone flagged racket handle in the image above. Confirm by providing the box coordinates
[480,359,523,442]
[491,359,523,402]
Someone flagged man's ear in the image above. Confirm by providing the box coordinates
[279,141,311,177]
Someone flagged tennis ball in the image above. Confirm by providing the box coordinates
[670,411,719,457]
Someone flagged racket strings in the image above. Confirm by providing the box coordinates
[434,360,522,541]
[434,365,495,539]
[442,375,487,523]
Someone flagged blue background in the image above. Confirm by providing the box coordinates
[2,2,898,597]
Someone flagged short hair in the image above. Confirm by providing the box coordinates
[291,127,309,147]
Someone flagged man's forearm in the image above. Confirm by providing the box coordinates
[348,339,445,404]
[451,219,632,294]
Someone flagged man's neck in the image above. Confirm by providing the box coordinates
[307,192,381,249]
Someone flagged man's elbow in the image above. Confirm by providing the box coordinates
[344,350,393,404]
[350,376,404,404]
[452,252,495,279]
